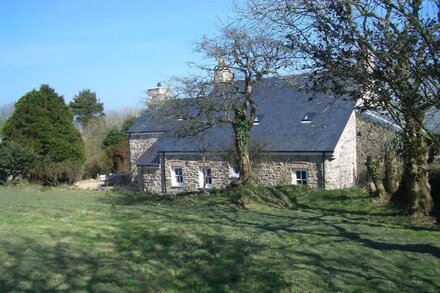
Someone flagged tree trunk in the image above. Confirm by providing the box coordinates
[384,149,400,194]
[366,156,388,201]
[393,116,432,217]
[233,110,254,185]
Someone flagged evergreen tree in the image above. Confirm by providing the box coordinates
[69,89,104,129]
[3,85,85,164]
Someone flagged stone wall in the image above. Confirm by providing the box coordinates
[138,153,324,193]
[325,112,357,189]
[135,146,364,193]
[129,133,158,185]
[140,166,162,193]
[356,113,397,185]
[254,155,322,188]
[163,154,232,194]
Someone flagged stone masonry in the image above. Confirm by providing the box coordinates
[129,133,158,190]
[254,156,322,188]
[325,112,357,189]
[136,153,325,193]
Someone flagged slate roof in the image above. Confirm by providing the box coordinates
[129,76,356,166]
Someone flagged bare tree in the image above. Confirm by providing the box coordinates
[152,26,293,185]
[239,0,439,216]
[0,103,15,120]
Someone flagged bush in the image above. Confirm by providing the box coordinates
[31,159,82,186]
[0,142,39,182]
[83,152,111,179]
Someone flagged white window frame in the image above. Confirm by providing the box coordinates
[171,166,184,187]
[292,169,308,186]
[301,112,316,124]
[253,114,264,126]
[199,167,213,189]
[228,165,240,179]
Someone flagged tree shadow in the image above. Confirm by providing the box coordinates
[93,189,440,291]
[119,230,289,291]
[0,237,125,292]
[111,201,440,291]
[330,224,440,258]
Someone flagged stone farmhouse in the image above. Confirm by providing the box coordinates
[128,71,396,194]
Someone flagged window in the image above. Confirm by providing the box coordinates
[171,166,184,187]
[199,168,213,188]
[292,170,308,186]
[228,165,240,179]
[301,112,316,124]
[253,114,265,126]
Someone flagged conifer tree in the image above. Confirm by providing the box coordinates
[69,89,104,130]
[3,85,85,164]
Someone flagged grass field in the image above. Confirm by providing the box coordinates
[0,185,439,292]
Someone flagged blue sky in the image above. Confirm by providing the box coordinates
[0,0,235,111]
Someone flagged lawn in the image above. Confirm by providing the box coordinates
[0,186,439,292]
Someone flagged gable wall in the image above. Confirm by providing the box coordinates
[129,134,158,189]
[325,111,357,189]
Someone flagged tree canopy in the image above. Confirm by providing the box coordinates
[69,89,104,129]
[3,85,85,164]
[153,27,293,184]
[240,0,439,215]
[102,116,137,172]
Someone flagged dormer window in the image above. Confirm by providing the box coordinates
[253,114,265,126]
[301,112,316,124]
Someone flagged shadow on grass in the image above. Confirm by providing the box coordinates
[0,229,291,292]
[88,187,440,291]
[0,238,123,292]
[113,226,291,292]
[107,197,440,291]
[331,224,440,258]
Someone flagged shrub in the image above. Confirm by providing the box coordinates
[83,151,111,179]
[0,142,39,182]
[31,159,82,186]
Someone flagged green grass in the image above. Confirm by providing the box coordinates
[0,185,439,292]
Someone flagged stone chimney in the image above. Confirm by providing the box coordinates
[214,57,233,83]
[147,82,172,105]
